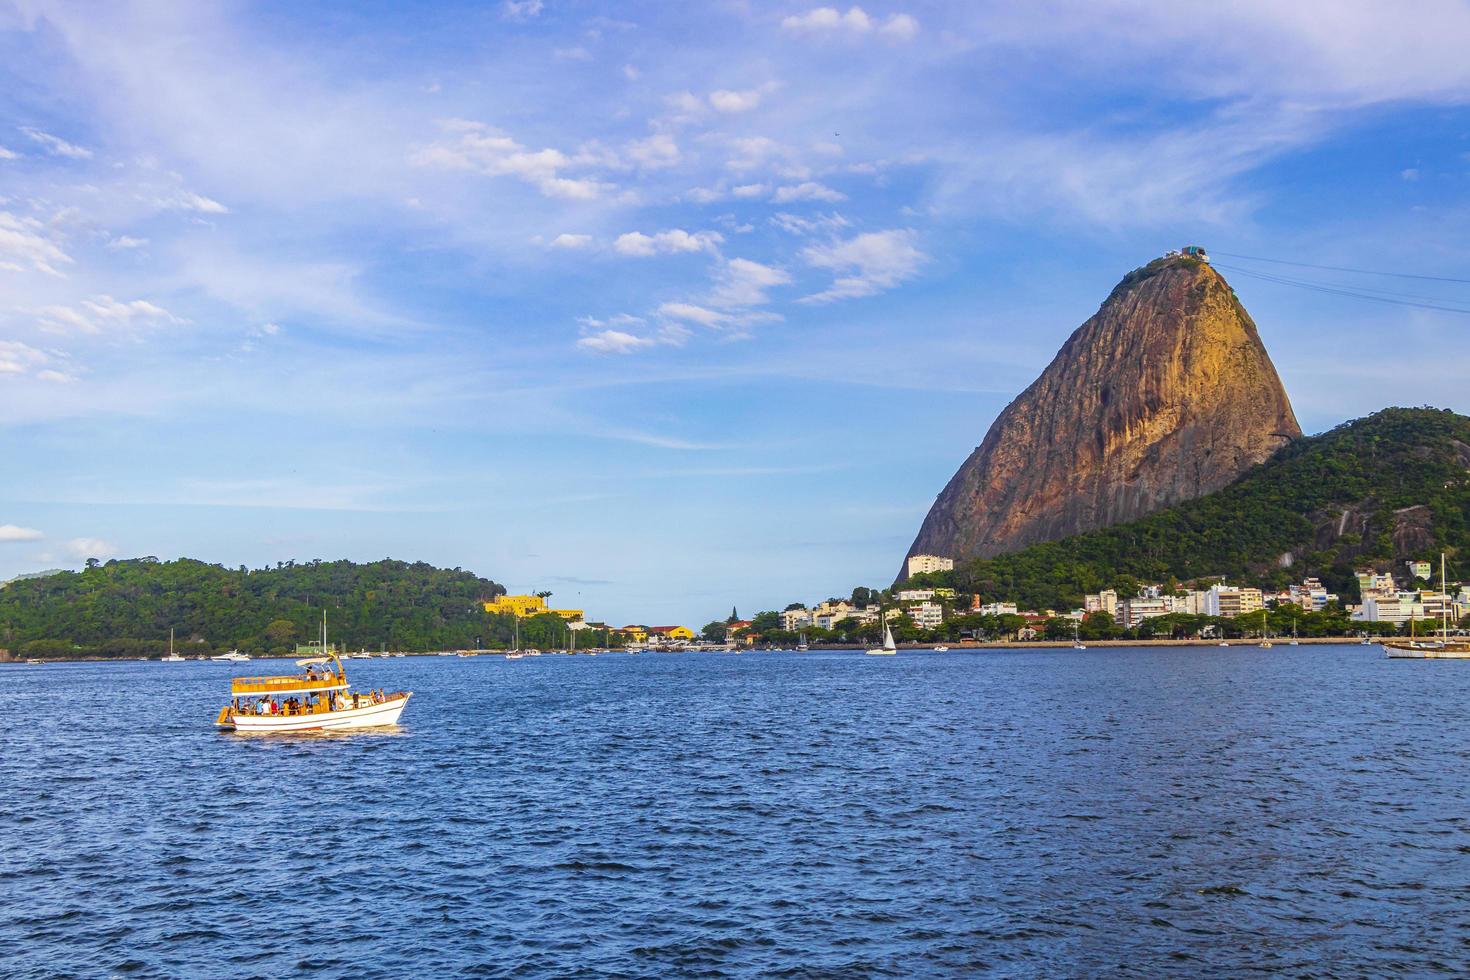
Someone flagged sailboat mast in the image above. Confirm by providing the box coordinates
[1442,552,1450,638]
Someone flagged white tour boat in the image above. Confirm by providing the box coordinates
[212,649,251,663]
[215,649,410,732]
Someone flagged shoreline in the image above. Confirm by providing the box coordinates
[2,635,1385,663]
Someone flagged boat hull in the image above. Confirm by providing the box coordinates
[220,694,411,732]
[1382,644,1470,659]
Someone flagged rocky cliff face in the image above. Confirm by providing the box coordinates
[905,256,1301,570]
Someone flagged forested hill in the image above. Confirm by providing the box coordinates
[0,558,506,657]
[940,408,1470,610]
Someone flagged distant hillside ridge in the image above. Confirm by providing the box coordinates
[932,408,1470,611]
[906,253,1300,573]
[0,557,507,657]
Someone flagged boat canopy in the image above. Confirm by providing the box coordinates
[230,673,347,697]
[295,656,330,667]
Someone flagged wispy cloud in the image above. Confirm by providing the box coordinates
[800,229,925,303]
[21,127,92,159]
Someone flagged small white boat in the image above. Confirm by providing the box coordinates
[866,622,897,656]
[1218,641,1230,647]
[437,651,455,657]
[932,645,950,652]
[394,653,407,658]
[1071,622,1086,650]
[24,658,44,665]
[161,627,186,662]
[212,650,251,663]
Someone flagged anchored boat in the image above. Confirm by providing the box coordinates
[1383,553,1470,659]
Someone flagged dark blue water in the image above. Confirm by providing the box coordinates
[3,646,1469,977]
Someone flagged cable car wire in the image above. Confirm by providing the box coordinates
[1209,250,1470,285]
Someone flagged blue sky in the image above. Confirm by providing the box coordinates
[3,1,1470,626]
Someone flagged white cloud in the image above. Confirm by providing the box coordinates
[879,13,919,40]
[105,235,148,249]
[0,524,43,542]
[781,7,917,41]
[613,229,723,256]
[0,145,17,160]
[0,211,73,276]
[38,295,184,334]
[684,185,726,203]
[0,341,74,382]
[577,329,657,354]
[800,229,925,303]
[622,64,640,80]
[626,133,681,169]
[21,126,92,159]
[657,302,729,327]
[772,181,846,202]
[732,183,770,199]
[1401,168,1420,180]
[710,88,764,113]
[771,211,850,235]
[169,190,229,214]
[413,120,611,199]
[501,0,543,21]
[554,46,591,61]
[550,233,593,249]
[708,258,792,307]
[65,537,117,561]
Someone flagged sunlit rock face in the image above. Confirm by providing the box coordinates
[905,256,1301,569]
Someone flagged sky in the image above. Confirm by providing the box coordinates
[3,0,1470,626]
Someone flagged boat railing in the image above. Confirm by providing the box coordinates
[230,673,346,695]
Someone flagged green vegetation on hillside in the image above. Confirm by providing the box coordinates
[941,408,1470,610]
[0,558,560,658]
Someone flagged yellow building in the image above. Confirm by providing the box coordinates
[483,594,584,620]
[648,625,695,642]
[620,625,649,643]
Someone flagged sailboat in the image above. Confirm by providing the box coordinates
[1259,625,1273,649]
[797,631,809,652]
[1072,620,1087,650]
[161,627,185,662]
[865,616,897,656]
[1288,619,1300,646]
[1383,553,1470,658]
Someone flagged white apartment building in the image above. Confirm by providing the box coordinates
[978,601,1019,617]
[1117,596,1173,629]
[906,554,954,578]
[1353,594,1411,624]
[897,589,935,602]
[906,602,944,629]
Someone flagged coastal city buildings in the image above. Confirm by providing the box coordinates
[762,558,1459,644]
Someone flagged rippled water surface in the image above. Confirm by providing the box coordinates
[3,646,1470,977]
